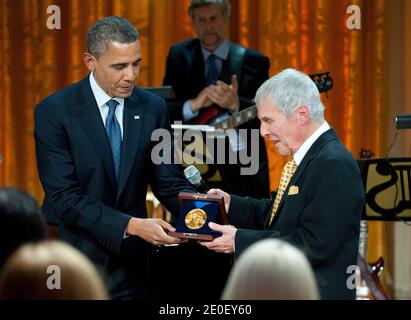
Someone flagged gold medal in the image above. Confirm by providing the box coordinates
[185,208,207,230]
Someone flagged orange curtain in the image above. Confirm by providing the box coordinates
[0,0,392,278]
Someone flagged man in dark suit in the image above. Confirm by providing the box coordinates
[163,0,270,199]
[34,16,195,300]
[201,68,365,300]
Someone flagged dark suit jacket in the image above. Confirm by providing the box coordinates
[163,38,270,199]
[163,38,270,120]
[34,76,195,299]
[228,129,365,300]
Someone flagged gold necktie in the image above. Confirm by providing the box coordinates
[268,159,298,227]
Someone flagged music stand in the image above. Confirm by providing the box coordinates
[143,85,176,99]
[357,157,411,221]
[171,124,238,193]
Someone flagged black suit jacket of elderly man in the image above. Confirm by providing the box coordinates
[228,128,365,300]
[34,75,195,299]
[163,38,270,199]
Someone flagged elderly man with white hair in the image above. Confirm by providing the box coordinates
[201,68,365,300]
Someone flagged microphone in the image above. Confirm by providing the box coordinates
[184,165,209,193]
[395,114,411,129]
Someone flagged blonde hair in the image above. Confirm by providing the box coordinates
[0,240,108,300]
[221,239,319,300]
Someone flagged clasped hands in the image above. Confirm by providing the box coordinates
[190,75,240,113]
[198,189,237,254]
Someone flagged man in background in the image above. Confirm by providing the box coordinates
[156,0,271,300]
[163,0,270,199]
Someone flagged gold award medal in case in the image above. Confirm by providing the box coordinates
[185,208,207,230]
[169,192,228,240]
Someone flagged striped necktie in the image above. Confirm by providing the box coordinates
[105,99,122,183]
[205,53,219,85]
[193,54,222,124]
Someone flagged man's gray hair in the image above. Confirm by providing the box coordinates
[87,16,139,59]
[255,68,325,123]
[188,0,231,18]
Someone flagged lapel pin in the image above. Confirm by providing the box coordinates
[134,115,140,120]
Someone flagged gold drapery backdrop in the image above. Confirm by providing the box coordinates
[0,0,393,292]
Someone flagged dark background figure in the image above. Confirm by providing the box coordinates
[34,16,195,300]
[0,187,46,268]
[163,0,270,200]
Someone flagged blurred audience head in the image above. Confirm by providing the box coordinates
[0,240,108,300]
[221,239,319,300]
[0,187,46,268]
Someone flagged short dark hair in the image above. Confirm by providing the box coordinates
[0,188,46,267]
[87,16,140,59]
[188,0,231,18]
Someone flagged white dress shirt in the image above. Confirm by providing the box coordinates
[89,72,125,138]
[293,121,331,165]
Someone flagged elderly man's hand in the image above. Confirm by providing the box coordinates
[207,188,231,213]
[198,222,237,253]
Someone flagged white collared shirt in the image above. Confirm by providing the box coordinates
[201,39,230,76]
[89,72,125,138]
[89,72,129,238]
[293,121,331,165]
